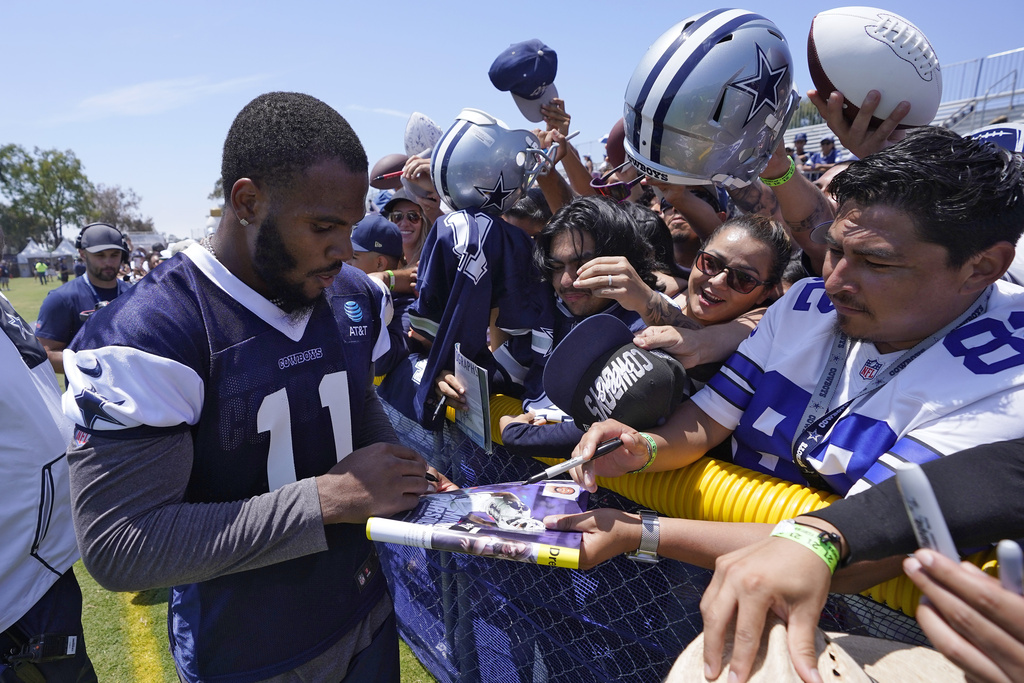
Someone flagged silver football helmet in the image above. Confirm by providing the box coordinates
[623,9,799,188]
[431,108,552,214]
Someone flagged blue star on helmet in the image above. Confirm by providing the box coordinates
[727,45,789,126]
[74,386,126,430]
[474,172,515,213]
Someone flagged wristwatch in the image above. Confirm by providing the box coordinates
[626,510,660,563]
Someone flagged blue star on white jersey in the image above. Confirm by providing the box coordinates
[74,387,126,429]
[474,173,515,213]
[727,44,789,126]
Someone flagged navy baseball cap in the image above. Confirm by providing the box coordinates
[78,223,127,254]
[350,214,403,259]
[488,39,558,123]
[543,315,693,431]
[794,132,807,142]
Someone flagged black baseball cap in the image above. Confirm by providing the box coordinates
[543,314,693,431]
[79,223,127,254]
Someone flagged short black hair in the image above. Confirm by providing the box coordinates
[621,202,685,279]
[830,126,1024,267]
[534,195,659,290]
[503,187,552,224]
[221,92,368,199]
[706,213,791,285]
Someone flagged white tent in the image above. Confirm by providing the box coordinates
[50,238,77,258]
[16,239,52,278]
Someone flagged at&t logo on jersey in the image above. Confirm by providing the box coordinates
[344,301,363,322]
[344,300,369,337]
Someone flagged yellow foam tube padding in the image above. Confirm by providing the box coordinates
[460,393,1000,616]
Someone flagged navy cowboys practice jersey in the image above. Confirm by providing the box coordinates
[63,245,390,681]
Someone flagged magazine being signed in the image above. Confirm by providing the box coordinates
[366,482,589,568]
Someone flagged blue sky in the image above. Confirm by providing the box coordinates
[2,1,1021,241]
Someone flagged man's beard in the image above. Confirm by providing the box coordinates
[252,212,319,317]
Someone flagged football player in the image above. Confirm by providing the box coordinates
[62,92,451,683]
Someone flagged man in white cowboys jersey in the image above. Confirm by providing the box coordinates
[61,92,450,683]
[0,225,96,681]
[568,127,1024,499]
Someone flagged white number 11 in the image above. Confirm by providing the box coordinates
[258,371,353,491]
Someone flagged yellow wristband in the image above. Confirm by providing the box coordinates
[770,519,840,573]
[628,432,658,474]
[761,157,796,187]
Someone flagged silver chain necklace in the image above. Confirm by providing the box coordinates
[200,236,285,308]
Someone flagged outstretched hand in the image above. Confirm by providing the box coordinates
[569,420,650,492]
[700,534,833,683]
[906,548,1024,683]
[544,509,641,569]
[807,89,910,160]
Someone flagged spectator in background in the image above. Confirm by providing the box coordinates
[347,213,412,377]
[659,185,728,274]
[0,260,10,290]
[792,131,809,172]
[34,259,47,285]
[503,187,553,237]
[805,136,839,180]
[35,223,132,374]
[73,258,86,278]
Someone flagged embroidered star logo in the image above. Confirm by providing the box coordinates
[726,45,789,126]
[74,387,126,430]
[4,310,31,339]
[474,172,516,213]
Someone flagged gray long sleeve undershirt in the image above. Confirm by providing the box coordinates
[69,379,399,592]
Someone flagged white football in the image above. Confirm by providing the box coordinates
[808,6,941,128]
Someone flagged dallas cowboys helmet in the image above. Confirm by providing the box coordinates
[623,9,799,188]
[431,108,552,215]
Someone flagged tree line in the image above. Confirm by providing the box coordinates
[0,144,155,254]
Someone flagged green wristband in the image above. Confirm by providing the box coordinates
[761,156,796,187]
[628,432,658,474]
[770,519,840,574]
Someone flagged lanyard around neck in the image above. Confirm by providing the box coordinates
[791,287,992,490]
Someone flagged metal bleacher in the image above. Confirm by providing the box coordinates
[785,46,1024,154]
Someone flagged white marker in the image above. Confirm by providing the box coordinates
[998,539,1024,595]
[895,462,958,561]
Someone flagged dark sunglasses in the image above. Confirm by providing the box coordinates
[694,251,769,294]
[590,161,644,203]
[388,210,422,224]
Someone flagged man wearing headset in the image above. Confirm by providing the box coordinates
[35,223,132,374]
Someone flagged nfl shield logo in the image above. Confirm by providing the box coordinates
[860,359,882,380]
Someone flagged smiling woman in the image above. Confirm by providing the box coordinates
[684,214,791,326]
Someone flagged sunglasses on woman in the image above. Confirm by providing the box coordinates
[694,251,769,294]
[388,210,422,224]
[590,161,644,203]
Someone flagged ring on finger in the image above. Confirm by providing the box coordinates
[607,275,613,287]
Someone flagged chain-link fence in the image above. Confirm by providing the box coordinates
[377,402,927,682]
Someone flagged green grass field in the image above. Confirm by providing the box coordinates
[5,273,435,681]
